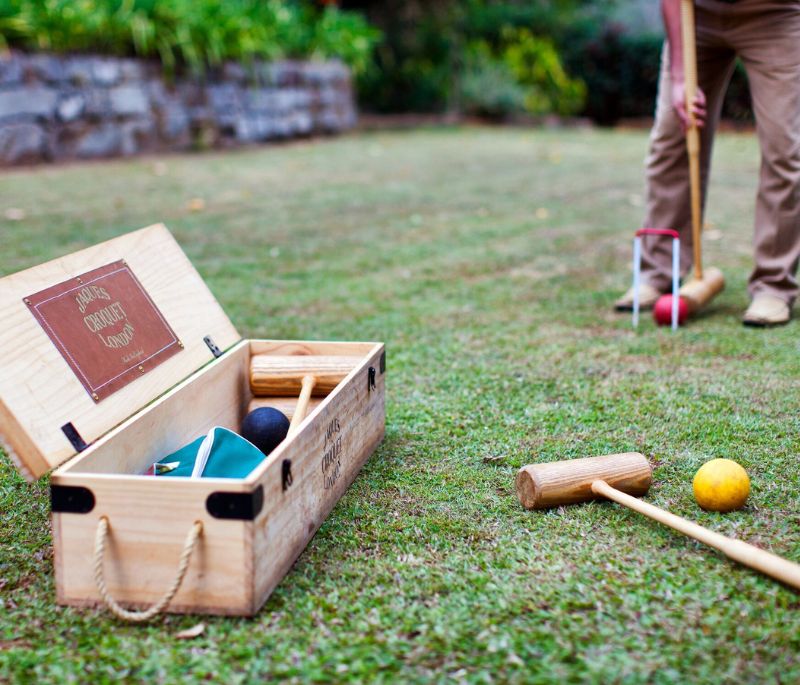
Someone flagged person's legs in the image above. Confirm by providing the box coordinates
[637,32,736,293]
[729,2,800,308]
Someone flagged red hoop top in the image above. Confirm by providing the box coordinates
[635,227,680,238]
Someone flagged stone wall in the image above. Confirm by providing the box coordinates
[0,52,357,165]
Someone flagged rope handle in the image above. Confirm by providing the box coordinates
[93,516,203,622]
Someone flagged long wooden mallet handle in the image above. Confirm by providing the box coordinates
[592,479,800,590]
[287,375,316,436]
[681,0,704,280]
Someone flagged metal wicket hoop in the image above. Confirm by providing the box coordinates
[631,228,680,331]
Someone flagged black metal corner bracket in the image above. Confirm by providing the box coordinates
[206,485,264,520]
[51,485,95,514]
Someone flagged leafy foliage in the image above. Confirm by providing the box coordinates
[349,0,753,123]
[461,29,585,119]
[352,0,606,116]
[460,48,527,119]
[561,21,753,125]
[499,28,585,115]
[561,23,662,126]
[0,0,380,74]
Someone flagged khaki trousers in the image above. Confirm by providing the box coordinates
[640,0,800,304]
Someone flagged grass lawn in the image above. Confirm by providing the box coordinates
[1,127,799,684]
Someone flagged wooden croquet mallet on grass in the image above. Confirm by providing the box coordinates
[660,0,725,317]
[516,453,800,590]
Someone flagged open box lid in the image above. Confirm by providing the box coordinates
[0,224,241,481]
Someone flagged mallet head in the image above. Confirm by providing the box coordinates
[250,355,360,396]
[678,267,725,314]
[516,452,652,510]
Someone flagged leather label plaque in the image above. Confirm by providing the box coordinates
[24,260,183,402]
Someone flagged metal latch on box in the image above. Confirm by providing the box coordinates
[203,336,223,358]
[61,422,89,453]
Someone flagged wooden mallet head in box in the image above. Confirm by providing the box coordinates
[250,355,361,396]
[249,355,360,436]
[516,452,800,591]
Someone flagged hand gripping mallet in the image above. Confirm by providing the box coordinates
[632,228,681,330]
[665,0,725,316]
[516,453,800,590]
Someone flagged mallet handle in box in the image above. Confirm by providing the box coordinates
[681,0,704,280]
[288,375,316,436]
[591,480,800,590]
[247,396,323,419]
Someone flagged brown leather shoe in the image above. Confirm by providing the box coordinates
[742,295,791,327]
[614,283,664,311]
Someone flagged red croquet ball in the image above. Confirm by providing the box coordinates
[653,294,688,326]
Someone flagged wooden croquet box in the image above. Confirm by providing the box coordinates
[0,224,385,616]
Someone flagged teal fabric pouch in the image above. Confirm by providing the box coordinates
[156,427,266,479]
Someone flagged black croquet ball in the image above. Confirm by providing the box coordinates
[241,407,290,456]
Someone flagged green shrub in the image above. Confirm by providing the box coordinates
[0,0,380,74]
[350,1,753,123]
[355,2,459,113]
[560,23,662,125]
[460,29,585,119]
[500,28,585,116]
[310,7,381,76]
[561,22,753,126]
[460,47,527,118]
[353,0,597,115]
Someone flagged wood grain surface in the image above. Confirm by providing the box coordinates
[249,343,385,612]
[0,224,240,480]
[250,355,362,395]
[51,339,386,615]
[516,452,652,510]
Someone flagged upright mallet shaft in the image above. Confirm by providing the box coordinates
[681,0,703,281]
[516,453,800,590]
[676,0,725,312]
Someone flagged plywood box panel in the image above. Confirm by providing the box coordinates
[0,224,240,479]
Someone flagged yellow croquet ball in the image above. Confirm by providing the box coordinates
[693,458,750,512]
